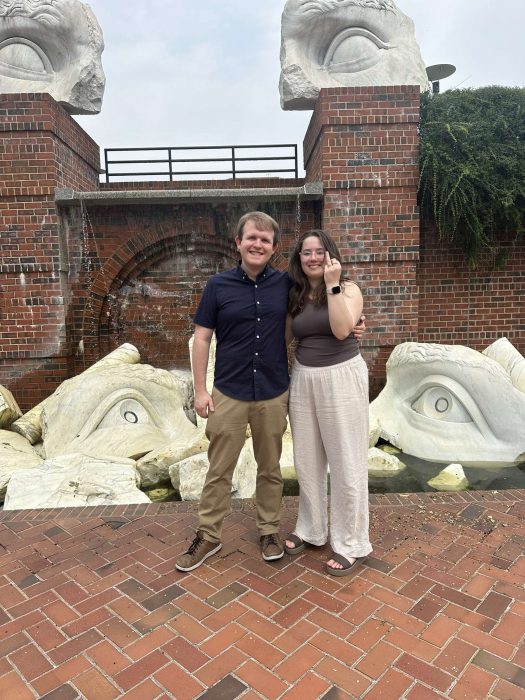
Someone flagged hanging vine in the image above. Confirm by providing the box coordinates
[418,86,525,265]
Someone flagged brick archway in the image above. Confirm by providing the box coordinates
[80,230,237,369]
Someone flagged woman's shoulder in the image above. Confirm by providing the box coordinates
[342,279,361,295]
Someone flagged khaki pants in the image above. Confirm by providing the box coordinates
[198,387,289,543]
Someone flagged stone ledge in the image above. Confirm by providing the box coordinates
[55,182,323,206]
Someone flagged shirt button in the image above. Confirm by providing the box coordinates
[256,335,260,339]
[254,369,257,373]
[256,301,260,305]
[257,318,261,321]
[255,352,259,356]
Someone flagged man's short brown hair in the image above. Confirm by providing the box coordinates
[235,211,280,244]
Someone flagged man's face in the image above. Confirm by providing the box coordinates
[235,220,277,272]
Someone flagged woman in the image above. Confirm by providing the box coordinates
[285,230,372,575]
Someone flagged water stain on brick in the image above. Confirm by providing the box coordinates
[473,650,525,689]
[206,582,247,609]
[198,675,247,700]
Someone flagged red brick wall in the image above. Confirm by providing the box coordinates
[418,224,525,355]
[2,92,524,411]
[69,200,319,376]
[0,94,101,407]
[304,86,421,395]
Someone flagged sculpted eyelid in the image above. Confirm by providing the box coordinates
[324,27,393,67]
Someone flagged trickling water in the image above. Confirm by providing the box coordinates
[295,191,302,239]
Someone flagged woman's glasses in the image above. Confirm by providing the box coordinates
[300,248,326,259]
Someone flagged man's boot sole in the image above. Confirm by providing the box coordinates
[262,550,284,561]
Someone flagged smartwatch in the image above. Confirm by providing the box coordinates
[327,285,341,295]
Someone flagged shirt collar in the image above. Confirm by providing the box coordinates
[236,261,273,283]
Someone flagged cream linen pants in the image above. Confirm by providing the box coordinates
[289,354,372,559]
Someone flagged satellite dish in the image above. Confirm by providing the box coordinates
[426,64,456,94]
[426,64,457,82]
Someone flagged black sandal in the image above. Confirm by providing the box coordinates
[284,533,308,555]
[326,554,366,577]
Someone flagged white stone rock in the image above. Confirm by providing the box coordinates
[3,453,149,510]
[169,369,196,423]
[0,430,42,498]
[428,464,469,492]
[280,0,428,110]
[0,386,22,428]
[188,333,216,430]
[369,414,381,448]
[369,340,525,465]
[378,443,401,455]
[174,439,260,501]
[368,446,405,475]
[232,439,257,499]
[137,431,209,488]
[483,337,525,392]
[175,453,210,501]
[0,0,105,114]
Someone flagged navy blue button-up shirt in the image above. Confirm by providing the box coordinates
[194,263,292,401]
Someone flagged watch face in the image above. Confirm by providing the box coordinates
[331,286,341,294]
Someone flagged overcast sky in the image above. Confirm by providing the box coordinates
[75,0,525,170]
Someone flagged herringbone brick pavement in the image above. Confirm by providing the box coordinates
[0,491,523,699]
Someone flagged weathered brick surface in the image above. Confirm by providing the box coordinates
[1,89,524,411]
[0,491,523,697]
[418,224,525,357]
[304,86,421,395]
[0,94,101,405]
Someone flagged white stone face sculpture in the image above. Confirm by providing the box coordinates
[279,0,428,110]
[41,362,202,461]
[370,339,525,465]
[0,0,105,114]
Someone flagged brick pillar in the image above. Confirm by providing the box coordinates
[304,86,421,397]
[0,93,101,409]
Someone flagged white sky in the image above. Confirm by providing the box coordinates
[75,0,525,168]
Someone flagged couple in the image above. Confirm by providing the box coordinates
[175,211,372,577]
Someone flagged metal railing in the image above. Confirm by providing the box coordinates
[103,144,298,182]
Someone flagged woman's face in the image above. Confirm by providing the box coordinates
[299,235,326,283]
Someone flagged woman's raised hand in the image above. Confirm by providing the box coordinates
[323,251,341,286]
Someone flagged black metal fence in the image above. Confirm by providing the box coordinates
[103,144,298,182]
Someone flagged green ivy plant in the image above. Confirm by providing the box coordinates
[418,86,525,264]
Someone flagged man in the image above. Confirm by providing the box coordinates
[176,211,290,571]
[176,212,364,572]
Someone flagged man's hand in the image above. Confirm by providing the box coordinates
[353,314,366,342]
[194,389,215,419]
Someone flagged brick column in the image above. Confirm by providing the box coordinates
[0,93,101,409]
[304,86,421,396]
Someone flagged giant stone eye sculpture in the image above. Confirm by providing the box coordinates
[0,0,105,114]
[369,338,525,466]
[279,0,428,110]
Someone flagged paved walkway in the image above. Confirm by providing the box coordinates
[0,490,524,700]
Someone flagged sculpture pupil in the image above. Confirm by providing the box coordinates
[435,398,449,413]
[124,411,139,424]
